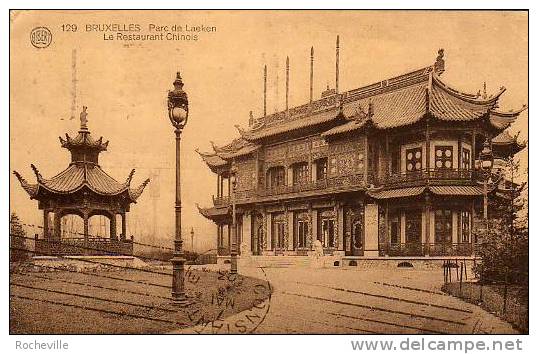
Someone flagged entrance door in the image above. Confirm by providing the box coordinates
[273,222,286,254]
[272,212,286,254]
[405,210,422,255]
[344,206,364,256]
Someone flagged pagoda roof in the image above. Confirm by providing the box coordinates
[13,163,149,202]
[491,130,526,156]
[199,49,526,171]
[237,106,341,141]
[195,138,261,171]
[367,185,496,200]
[323,72,518,137]
[196,204,231,223]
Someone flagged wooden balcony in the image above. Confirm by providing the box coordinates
[35,238,133,256]
[379,242,474,257]
[385,168,475,188]
[212,195,231,207]
[235,174,364,201]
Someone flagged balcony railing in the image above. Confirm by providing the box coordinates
[235,174,364,201]
[379,242,474,257]
[385,168,475,187]
[212,195,231,207]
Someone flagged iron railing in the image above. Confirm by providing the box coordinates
[35,237,133,256]
[212,195,231,207]
[379,242,474,257]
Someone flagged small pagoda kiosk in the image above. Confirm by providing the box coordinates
[13,107,149,256]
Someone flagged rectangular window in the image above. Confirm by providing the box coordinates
[462,148,471,170]
[267,166,285,188]
[315,158,328,181]
[461,211,471,243]
[405,147,422,172]
[435,209,452,243]
[292,162,309,185]
[434,146,454,170]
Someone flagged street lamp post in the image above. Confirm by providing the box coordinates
[478,138,494,233]
[190,227,194,253]
[230,166,238,274]
[167,72,190,305]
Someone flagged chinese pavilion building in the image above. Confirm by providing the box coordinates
[13,107,150,256]
[197,45,526,261]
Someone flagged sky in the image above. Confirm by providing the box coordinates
[9,10,528,251]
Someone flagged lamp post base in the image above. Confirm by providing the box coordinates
[171,256,194,306]
[171,295,195,307]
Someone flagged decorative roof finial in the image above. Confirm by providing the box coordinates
[80,106,88,131]
[249,110,254,126]
[434,48,445,74]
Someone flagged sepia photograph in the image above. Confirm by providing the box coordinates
[8,8,529,343]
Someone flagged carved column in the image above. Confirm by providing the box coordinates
[110,213,117,241]
[217,175,220,198]
[43,209,50,240]
[424,193,431,256]
[53,211,61,241]
[83,212,89,250]
[121,212,127,241]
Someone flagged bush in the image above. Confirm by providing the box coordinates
[474,219,528,285]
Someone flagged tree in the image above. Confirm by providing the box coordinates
[474,157,528,285]
[10,212,28,262]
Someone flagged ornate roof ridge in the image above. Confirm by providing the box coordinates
[59,131,109,152]
[195,148,218,158]
[432,74,505,106]
[491,104,528,117]
[13,170,38,197]
[128,178,150,202]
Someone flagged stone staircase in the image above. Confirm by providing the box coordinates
[246,255,313,268]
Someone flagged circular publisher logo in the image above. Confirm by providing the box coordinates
[30,27,52,49]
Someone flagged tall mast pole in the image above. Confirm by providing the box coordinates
[310,46,314,103]
[286,56,289,115]
[336,35,340,94]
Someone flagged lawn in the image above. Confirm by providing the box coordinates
[10,265,271,334]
